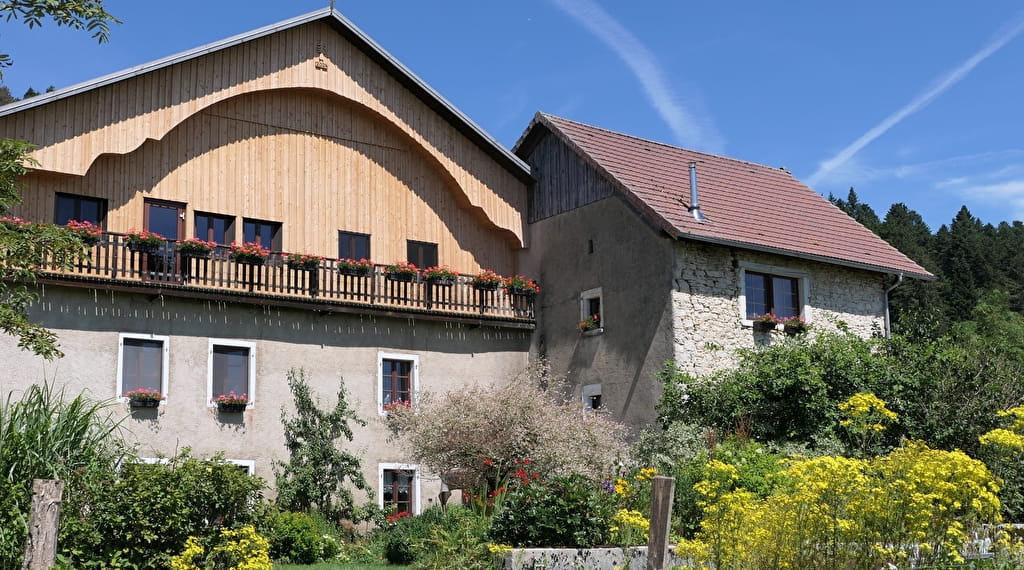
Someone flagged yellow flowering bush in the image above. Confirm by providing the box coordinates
[170,526,271,570]
[610,509,650,546]
[678,441,1001,569]
[981,405,1024,453]
[838,392,897,457]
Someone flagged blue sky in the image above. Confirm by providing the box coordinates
[3,1,1024,232]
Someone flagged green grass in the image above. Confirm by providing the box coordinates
[276,560,411,564]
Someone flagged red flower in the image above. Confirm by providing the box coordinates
[483,458,494,466]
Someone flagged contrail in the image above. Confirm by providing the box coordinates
[806,11,1024,188]
[550,0,723,152]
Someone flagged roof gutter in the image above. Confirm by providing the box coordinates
[883,273,904,338]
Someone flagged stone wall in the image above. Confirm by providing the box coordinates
[671,240,888,376]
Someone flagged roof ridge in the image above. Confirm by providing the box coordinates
[540,112,792,176]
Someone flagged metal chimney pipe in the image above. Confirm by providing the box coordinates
[688,162,706,222]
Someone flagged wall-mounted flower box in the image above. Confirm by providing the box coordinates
[124,388,164,408]
[217,402,247,413]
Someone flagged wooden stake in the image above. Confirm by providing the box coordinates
[22,479,64,570]
[647,475,675,570]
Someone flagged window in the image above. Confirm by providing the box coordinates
[338,230,371,260]
[580,287,603,328]
[196,212,235,245]
[55,192,106,226]
[406,240,437,269]
[117,333,169,400]
[582,384,603,410]
[379,464,419,515]
[378,352,418,413]
[740,264,808,321]
[242,218,281,250]
[208,339,256,407]
[227,459,256,476]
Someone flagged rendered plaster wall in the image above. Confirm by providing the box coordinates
[0,286,531,510]
[670,240,888,376]
[521,194,678,432]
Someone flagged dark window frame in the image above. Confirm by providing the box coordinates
[55,192,107,227]
[338,230,371,260]
[211,343,252,403]
[382,468,415,515]
[381,358,412,408]
[242,218,282,251]
[195,211,236,245]
[406,240,438,270]
[744,270,801,319]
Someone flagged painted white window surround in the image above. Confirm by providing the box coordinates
[378,351,419,415]
[379,462,420,515]
[207,339,256,408]
[737,262,810,325]
[116,333,170,402]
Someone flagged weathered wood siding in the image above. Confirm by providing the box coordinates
[1,19,526,272]
[522,129,617,223]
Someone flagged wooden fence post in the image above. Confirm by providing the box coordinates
[647,475,675,570]
[22,479,64,570]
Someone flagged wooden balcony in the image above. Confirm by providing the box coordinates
[38,234,535,328]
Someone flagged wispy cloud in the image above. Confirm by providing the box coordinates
[549,0,723,152]
[806,11,1024,188]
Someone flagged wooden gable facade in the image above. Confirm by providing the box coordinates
[1,9,533,323]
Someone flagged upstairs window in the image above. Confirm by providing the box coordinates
[379,352,418,412]
[117,333,169,400]
[406,240,437,270]
[338,231,371,260]
[242,218,281,250]
[208,340,256,407]
[196,212,235,245]
[55,192,106,226]
[744,271,801,319]
[580,288,603,329]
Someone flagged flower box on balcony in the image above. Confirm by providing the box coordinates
[470,269,502,291]
[503,275,540,297]
[385,261,418,282]
[423,265,458,286]
[177,237,216,258]
[337,258,374,276]
[229,242,269,266]
[66,220,103,246]
[126,229,165,254]
[285,252,323,271]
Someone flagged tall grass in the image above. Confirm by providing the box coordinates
[0,382,128,567]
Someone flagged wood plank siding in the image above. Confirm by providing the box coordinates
[523,129,617,223]
[1,19,528,275]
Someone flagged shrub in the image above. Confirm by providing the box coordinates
[677,441,1001,569]
[0,383,128,568]
[414,506,492,570]
[264,510,340,564]
[170,526,271,570]
[387,362,627,490]
[383,507,446,564]
[488,473,616,548]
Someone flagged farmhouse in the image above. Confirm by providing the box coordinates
[0,8,930,513]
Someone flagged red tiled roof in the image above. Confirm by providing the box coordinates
[523,113,932,280]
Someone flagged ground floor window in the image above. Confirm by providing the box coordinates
[208,339,256,407]
[117,333,169,400]
[380,464,418,516]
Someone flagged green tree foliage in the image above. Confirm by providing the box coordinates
[61,450,266,569]
[0,0,119,75]
[274,368,370,524]
[0,383,128,567]
[829,188,882,234]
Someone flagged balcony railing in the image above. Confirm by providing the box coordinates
[38,234,535,325]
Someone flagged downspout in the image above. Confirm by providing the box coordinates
[884,273,904,338]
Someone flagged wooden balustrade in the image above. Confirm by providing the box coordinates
[42,234,535,324]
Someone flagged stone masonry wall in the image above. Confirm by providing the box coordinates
[671,240,887,376]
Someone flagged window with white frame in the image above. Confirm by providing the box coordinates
[580,287,603,329]
[739,263,809,322]
[207,339,256,407]
[582,383,603,410]
[379,463,419,515]
[226,459,256,476]
[378,352,418,413]
[117,333,169,400]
